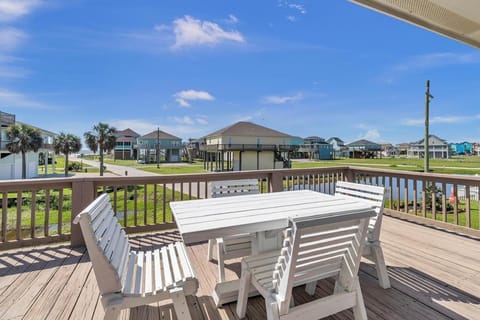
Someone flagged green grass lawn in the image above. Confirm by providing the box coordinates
[291,157,480,175]
[38,155,99,175]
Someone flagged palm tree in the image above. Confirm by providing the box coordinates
[84,123,116,176]
[53,132,82,177]
[6,124,44,179]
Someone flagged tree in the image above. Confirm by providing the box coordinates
[53,132,82,177]
[6,124,43,179]
[84,122,116,176]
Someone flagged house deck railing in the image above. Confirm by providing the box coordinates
[0,166,479,250]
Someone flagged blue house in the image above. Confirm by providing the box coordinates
[300,136,334,160]
[137,129,182,163]
[450,142,473,155]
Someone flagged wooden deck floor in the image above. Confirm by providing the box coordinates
[0,216,479,320]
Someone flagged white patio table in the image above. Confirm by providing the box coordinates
[170,189,375,306]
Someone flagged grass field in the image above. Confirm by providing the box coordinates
[291,157,480,174]
[38,156,99,175]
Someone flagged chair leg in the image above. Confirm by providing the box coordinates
[207,239,215,261]
[265,296,280,320]
[370,243,391,289]
[236,268,252,319]
[352,277,368,320]
[170,287,193,320]
[103,306,121,320]
[217,241,226,282]
[305,281,316,295]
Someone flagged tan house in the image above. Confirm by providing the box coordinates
[200,121,300,171]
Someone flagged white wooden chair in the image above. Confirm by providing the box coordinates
[207,179,259,282]
[73,193,198,320]
[236,210,372,320]
[334,181,391,289]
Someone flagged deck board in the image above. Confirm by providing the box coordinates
[0,216,478,320]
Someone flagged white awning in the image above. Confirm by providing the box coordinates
[349,0,480,48]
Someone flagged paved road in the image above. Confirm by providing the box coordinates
[72,156,158,177]
[71,156,208,198]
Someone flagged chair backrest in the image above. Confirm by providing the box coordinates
[272,211,372,314]
[73,193,130,295]
[335,181,386,241]
[209,179,259,198]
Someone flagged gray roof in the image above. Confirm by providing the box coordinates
[205,121,293,138]
[413,134,447,145]
[347,139,381,147]
[327,137,345,144]
[140,129,181,140]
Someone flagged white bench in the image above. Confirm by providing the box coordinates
[236,210,372,320]
[334,181,391,289]
[207,179,259,283]
[74,193,198,320]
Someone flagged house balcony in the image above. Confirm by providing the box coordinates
[200,144,299,152]
[0,167,479,319]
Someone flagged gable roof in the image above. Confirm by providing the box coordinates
[413,134,447,145]
[347,139,381,147]
[115,128,139,137]
[205,121,293,138]
[327,137,345,144]
[140,129,181,140]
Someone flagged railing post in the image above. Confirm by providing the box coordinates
[344,168,355,182]
[270,171,284,192]
[71,179,96,247]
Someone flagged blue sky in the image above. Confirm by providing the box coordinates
[2,0,480,144]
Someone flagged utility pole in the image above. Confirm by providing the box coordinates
[157,127,160,169]
[424,80,433,173]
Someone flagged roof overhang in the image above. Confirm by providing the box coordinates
[349,0,480,48]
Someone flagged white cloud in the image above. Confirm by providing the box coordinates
[278,1,306,22]
[0,0,42,22]
[359,128,381,142]
[171,15,245,49]
[173,115,209,126]
[0,88,54,109]
[0,28,27,51]
[262,93,303,104]
[288,3,306,14]
[224,14,239,25]
[402,115,480,126]
[173,116,194,125]
[174,89,215,107]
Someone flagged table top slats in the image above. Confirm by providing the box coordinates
[171,190,375,244]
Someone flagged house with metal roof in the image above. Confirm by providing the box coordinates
[114,128,140,160]
[407,135,450,159]
[347,139,382,159]
[137,129,182,163]
[200,121,299,171]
